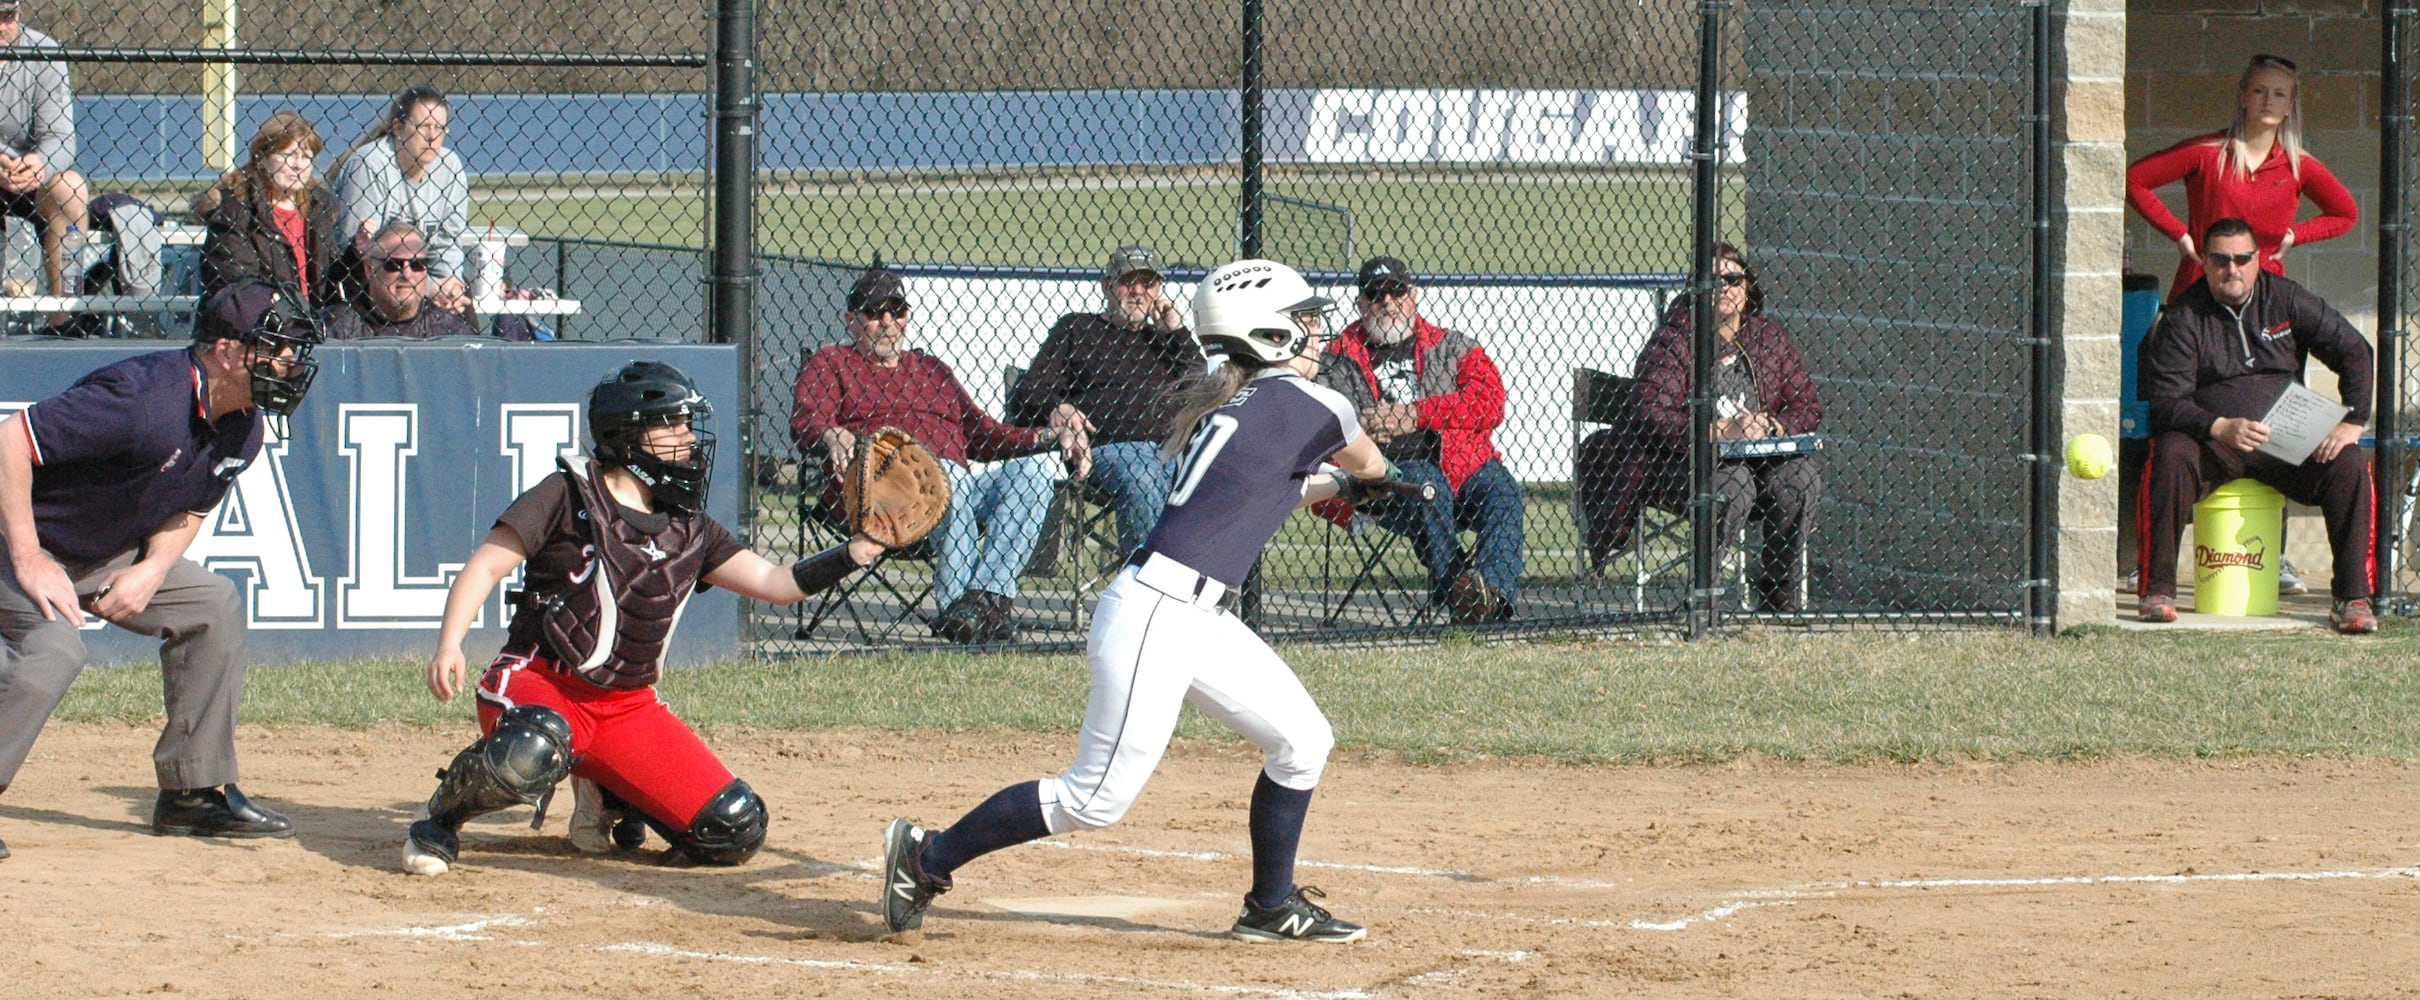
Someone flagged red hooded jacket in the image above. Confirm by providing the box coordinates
[1310,314,1507,525]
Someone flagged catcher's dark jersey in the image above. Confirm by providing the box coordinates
[1140,369,1361,586]
[493,471,745,654]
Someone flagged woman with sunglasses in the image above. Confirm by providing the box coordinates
[331,85,472,314]
[2126,53,2357,300]
[1593,242,1823,613]
[197,111,347,305]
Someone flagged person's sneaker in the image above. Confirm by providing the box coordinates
[1230,886,1366,944]
[881,817,951,933]
[2138,594,2178,624]
[1444,571,1500,626]
[2331,598,2379,635]
[973,590,1019,643]
[2277,559,2309,596]
[931,594,985,644]
[566,777,647,854]
[152,784,296,839]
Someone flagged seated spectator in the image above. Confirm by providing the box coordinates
[1313,256,1524,624]
[789,265,1088,643]
[2136,216,2376,632]
[198,111,346,305]
[1614,242,1823,612]
[321,222,477,340]
[1006,244,1202,559]
[0,0,87,296]
[331,85,471,314]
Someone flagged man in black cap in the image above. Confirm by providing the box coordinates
[0,279,321,859]
[789,265,1087,643]
[1315,256,1526,624]
[1007,243,1201,559]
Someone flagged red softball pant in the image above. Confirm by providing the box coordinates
[474,646,734,830]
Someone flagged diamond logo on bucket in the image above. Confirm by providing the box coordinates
[2196,540,2267,571]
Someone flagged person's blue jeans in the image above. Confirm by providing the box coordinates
[934,455,1056,608]
[1086,440,1176,558]
[1367,458,1526,607]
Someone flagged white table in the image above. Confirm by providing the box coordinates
[476,296,581,316]
[0,294,197,313]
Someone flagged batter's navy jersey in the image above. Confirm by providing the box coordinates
[1141,370,1361,586]
[15,347,263,564]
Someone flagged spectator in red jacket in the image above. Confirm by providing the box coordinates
[789,266,1089,643]
[1620,243,1823,612]
[1313,256,1523,624]
[2125,53,2357,300]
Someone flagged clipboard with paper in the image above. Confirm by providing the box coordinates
[2255,381,2352,465]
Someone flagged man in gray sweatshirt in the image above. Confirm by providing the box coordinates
[0,0,88,297]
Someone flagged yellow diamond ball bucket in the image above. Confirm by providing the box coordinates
[2192,478,2284,616]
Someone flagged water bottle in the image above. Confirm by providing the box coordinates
[59,223,83,294]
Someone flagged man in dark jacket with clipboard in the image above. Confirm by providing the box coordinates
[2136,216,2376,631]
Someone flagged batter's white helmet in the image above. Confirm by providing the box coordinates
[1191,259,1334,365]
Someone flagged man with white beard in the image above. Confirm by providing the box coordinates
[1313,256,1524,624]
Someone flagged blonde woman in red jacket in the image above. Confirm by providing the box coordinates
[2125,53,2358,300]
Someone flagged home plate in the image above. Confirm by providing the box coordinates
[982,896,1195,920]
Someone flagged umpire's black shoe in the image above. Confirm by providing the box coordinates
[1230,886,1367,944]
[152,783,296,839]
[881,817,951,933]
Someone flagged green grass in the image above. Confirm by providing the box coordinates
[53,626,2420,763]
[472,170,1741,274]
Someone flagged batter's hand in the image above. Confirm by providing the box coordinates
[428,645,469,703]
[2211,416,2271,453]
[86,561,168,621]
[2311,420,2363,463]
[9,548,80,622]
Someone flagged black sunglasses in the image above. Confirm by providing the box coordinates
[2250,53,2297,72]
[1359,283,1408,300]
[1715,271,1749,287]
[376,256,430,274]
[2207,250,2258,268]
[856,300,909,320]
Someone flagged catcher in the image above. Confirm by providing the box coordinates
[401,361,948,875]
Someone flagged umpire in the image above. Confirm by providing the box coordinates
[2137,216,2377,633]
[0,280,323,858]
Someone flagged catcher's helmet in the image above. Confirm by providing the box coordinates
[195,280,324,417]
[1191,259,1334,366]
[589,361,716,512]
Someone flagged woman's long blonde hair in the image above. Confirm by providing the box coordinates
[1160,359,1259,460]
[2223,53,2305,181]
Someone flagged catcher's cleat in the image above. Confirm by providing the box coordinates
[567,777,648,854]
[402,807,457,877]
[1230,886,1366,944]
[881,817,951,933]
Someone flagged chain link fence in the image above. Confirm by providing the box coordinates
[0,0,2044,654]
[2389,3,2418,610]
[742,0,2041,655]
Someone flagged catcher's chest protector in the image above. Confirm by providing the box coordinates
[542,458,712,689]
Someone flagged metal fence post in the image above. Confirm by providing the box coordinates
[2029,0,2055,635]
[1239,0,1265,259]
[712,0,758,536]
[2379,5,2409,606]
[1686,0,1726,640]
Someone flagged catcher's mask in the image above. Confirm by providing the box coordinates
[195,280,324,419]
[589,361,716,512]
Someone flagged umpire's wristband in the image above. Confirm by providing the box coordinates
[790,544,859,597]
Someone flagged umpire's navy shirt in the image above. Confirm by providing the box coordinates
[16,346,263,564]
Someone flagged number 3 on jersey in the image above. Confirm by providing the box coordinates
[1166,414,1239,507]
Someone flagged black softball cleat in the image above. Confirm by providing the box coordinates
[1230,886,1367,944]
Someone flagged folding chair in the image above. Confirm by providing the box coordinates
[1316,512,1434,628]
[789,447,939,644]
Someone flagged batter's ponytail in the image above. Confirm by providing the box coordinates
[1160,361,1258,461]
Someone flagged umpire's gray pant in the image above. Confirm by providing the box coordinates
[0,546,248,790]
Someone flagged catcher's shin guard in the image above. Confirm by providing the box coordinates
[674,778,767,866]
[408,705,576,864]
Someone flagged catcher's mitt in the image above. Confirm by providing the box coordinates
[842,427,950,549]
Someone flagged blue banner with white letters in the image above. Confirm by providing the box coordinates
[0,340,742,666]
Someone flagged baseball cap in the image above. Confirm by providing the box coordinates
[1105,244,1163,282]
[194,280,300,345]
[1356,256,1412,295]
[846,267,907,313]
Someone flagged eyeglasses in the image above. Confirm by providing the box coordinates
[1359,283,1409,300]
[2250,53,2298,72]
[2207,250,2259,268]
[376,256,430,274]
[1716,271,1750,287]
[856,300,909,320]
[407,121,450,138]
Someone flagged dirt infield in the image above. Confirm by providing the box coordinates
[3,722,2416,999]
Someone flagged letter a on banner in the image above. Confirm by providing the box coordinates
[187,418,326,628]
